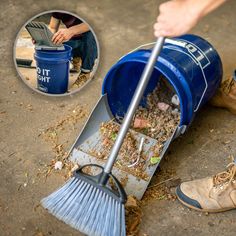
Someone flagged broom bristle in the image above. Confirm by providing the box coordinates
[41,177,126,236]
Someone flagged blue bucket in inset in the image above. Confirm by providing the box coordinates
[102,34,223,131]
[34,44,72,94]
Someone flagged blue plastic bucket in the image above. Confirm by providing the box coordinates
[34,44,72,94]
[102,34,223,129]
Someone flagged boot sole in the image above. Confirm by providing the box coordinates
[177,195,235,213]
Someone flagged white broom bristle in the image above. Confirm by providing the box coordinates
[41,177,126,236]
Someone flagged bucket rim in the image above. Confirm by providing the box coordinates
[102,57,193,126]
[34,54,71,64]
[34,44,72,54]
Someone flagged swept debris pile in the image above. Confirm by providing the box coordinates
[133,79,180,152]
[91,78,180,179]
[95,121,149,180]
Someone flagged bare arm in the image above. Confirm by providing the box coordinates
[68,23,90,35]
[49,16,61,34]
[198,0,227,17]
[52,23,90,44]
[154,0,227,37]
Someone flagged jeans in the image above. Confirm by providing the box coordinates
[64,31,98,72]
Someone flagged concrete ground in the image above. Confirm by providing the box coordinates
[1,0,236,235]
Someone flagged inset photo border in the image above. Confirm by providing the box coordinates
[13,10,100,96]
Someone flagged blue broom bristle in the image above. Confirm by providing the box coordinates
[41,177,126,236]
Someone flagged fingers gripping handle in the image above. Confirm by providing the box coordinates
[104,37,165,174]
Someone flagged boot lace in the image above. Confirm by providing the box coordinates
[213,157,236,186]
[220,70,236,94]
[74,73,91,87]
[221,76,235,94]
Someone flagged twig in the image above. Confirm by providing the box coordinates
[148,177,176,189]
[8,152,16,157]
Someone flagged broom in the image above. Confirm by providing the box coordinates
[41,36,165,236]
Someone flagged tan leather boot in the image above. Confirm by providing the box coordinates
[210,74,236,115]
[72,57,82,72]
[176,159,236,212]
[72,72,91,88]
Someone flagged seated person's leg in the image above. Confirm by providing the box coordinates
[71,32,98,87]
[63,40,81,72]
[63,40,78,57]
[79,31,98,73]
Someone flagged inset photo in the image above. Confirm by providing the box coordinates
[14,10,99,96]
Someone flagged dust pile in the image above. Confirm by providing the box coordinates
[91,78,180,180]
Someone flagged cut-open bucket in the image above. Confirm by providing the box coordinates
[69,77,182,200]
[69,35,223,199]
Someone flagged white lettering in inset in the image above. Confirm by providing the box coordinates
[36,67,51,83]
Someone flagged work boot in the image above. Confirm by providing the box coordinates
[210,71,236,115]
[176,158,236,212]
[72,72,91,88]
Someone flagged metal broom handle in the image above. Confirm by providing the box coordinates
[104,37,165,174]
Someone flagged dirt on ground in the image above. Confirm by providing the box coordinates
[38,105,87,179]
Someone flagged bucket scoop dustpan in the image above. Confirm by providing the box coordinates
[68,39,185,200]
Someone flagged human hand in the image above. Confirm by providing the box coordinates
[154,0,201,37]
[52,28,74,44]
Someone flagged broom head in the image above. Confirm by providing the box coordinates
[41,164,127,236]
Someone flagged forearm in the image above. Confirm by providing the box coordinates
[68,23,90,37]
[51,23,90,44]
[154,0,228,37]
[190,0,227,19]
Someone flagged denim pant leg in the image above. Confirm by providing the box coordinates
[79,32,98,72]
[64,32,97,72]
[63,40,80,58]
